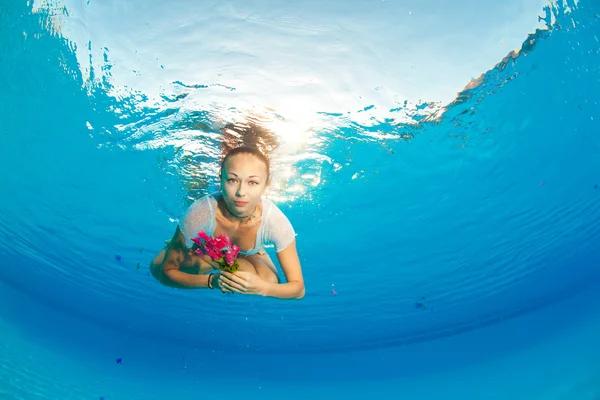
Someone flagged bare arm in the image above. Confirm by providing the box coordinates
[162,227,213,289]
[262,240,305,299]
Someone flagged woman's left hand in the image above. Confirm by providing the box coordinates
[219,271,267,296]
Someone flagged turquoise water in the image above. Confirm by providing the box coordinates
[1,0,600,398]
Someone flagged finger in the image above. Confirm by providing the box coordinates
[220,280,243,294]
[219,273,246,292]
[218,281,232,293]
[212,275,228,290]
[220,276,246,292]
[219,281,233,292]
[223,272,248,287]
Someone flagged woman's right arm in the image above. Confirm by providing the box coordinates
[162,226,216,289]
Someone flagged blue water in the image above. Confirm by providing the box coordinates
[1,0,600,398]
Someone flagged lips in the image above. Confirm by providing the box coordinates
[233,201,248,207]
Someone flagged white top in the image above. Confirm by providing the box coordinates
[178,193,296,255]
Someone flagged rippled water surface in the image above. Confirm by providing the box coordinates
[1,0,600,398]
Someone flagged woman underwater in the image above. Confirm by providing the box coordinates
[150,134,305,300]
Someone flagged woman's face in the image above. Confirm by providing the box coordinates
[220,153,269,215]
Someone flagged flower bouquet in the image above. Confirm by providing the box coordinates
[191,231,240,273]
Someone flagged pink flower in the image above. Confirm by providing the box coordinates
[192,232,239,272]
[214,235,231,249]
[207,247,221,260]
[225,244,240,265]
[198,231,211,241]
[223,236,232,247]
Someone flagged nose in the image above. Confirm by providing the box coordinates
[235,182,246,197]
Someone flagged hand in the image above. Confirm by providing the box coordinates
[209,271,232,293]
[217,271,267,296]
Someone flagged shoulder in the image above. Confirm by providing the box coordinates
[261,197,296,252]
[179,192,219,243]
[180,192,219,227]
[185,192,218,214]
[262,197,290,223]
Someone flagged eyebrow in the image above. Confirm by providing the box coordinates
[229,173,261,179]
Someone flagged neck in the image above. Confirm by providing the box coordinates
[223,202,258,224]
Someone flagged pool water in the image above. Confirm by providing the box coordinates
[1,0,599,399]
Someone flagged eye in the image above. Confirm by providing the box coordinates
[227,178,237,183]
[249,181,259,186]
